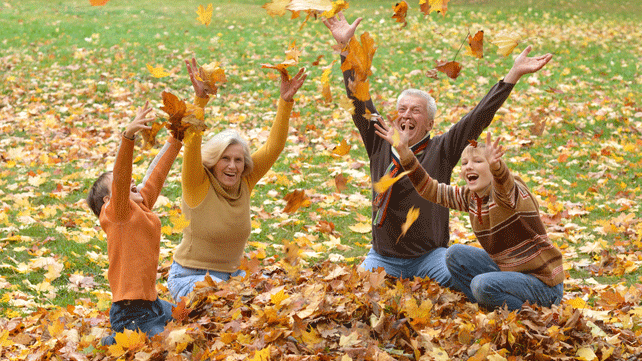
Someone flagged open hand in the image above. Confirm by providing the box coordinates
[322,11,362,47]
[374,115,410,151]
[504,45,553,84]
[124,101,154,138]
[280,67,307,102]
[185,57,216,98]
[483,132,505,170]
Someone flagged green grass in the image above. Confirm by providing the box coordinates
[0,0,641,315]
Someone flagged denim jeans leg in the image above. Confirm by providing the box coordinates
[413,247,452,288]
[359,248,407,278]
[445,244,500,302]
[168,261,240,302]
[471,272,564,311]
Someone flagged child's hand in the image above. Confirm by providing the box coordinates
[484,132,505,170]
[185,57,216,98]
[374,115,411,156]
[124,101,154,139]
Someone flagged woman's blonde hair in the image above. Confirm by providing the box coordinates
[201,129,253,176]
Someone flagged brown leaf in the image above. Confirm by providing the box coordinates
[283,189,309,213]
[435,60,461,79]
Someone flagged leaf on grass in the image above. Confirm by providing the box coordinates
[434,60,461,79]
[374,171,410,194]
[283,189,309,213]
[465,30,484,58]
[196,3,213,26]
[332,139,351,156]
[490,31,521,57]
[146,63,170,78]
[392,1,409,26]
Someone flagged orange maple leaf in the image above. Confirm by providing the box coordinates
[283,189,309,213]
[434,60,461,79]
[341,32,377,101]
[334,173,348,193]
[141,122,164,151]
[160,91,190,138]
[332,139,351,156]
[199,62,227,96]
[392,1,409,26]
[465,30,484,59]
[374,171,410,194]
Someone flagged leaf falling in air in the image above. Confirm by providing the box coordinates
[392,1,409,27]
[196,3,213,26]
[490,31,521,56]
[283,189,309,213]
[434,60,462,79]
[374,170,410,194]
[420,0,450,16]
[262,0,290,16]
[341,32,377,101]
[331,139,351,156]
[465,30,484,58]
[397,206,420,243]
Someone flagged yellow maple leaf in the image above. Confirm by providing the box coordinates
[341,32,377,101]
[146,63,170,78]
[287,0,332,13]
[270,288,289,308]
[398,206,419,242]
[404,297,432,321]
[196,3,213,26]
[349,222,371,234]
[332,139,351,156]
[108,329,146,357]
[490,31,521,57]
[420,0,449,16]
[263,0,290,16]
[567,296,587,309]
[321,0,349,18]
[285,40,301,64]
[250,346,271,361]
[576,347,597,361]
[373,171,410,194]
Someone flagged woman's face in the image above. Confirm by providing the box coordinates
[214,143,245,188]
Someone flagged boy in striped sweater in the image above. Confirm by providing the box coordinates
[375,124,564,311]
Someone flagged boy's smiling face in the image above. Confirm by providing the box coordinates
[102,174,144,204]
[460,147,492,195]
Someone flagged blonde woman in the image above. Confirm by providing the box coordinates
[168,58,307,301]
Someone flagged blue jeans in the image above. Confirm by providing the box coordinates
[360,247,452,287]
[167,261,246,302]
[101,298,174,346]
[446,244,564,311]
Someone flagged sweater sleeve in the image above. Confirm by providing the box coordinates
[441,81,514,169]
[399,150,470,212]
[138,136,182,209]
[107,134,135,222]
[489,159,518,209]
[340,55,384,159]
[245,97,293,190]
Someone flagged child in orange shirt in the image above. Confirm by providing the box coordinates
[86,101,183,345]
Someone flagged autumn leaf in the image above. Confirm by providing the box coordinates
[287,0,332,13]
[89,0,109,6]
[420,0,449,16]
[397,206,419,242]
[146,63,170,78]
[465,30,484,58]
[467,139,478,147]
[263,0,290,16]
[334,173,348,193]
[283,189,309,213]
[392,1,409,26]
[160,91,189,138]
[196,3,213,26]
[141,122,163,151]
[490,31,521,56]
[108,328,146,357]
[331,139,351,156]
[374,170,410,194]
[321,0,349,18]
[199,61,227,96]
[435,60,462,79]
[341,32,377,101]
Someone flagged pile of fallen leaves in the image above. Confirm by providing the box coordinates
[1,259,641,360]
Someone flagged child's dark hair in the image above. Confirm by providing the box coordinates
[86,171,112,217]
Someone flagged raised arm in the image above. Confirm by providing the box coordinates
[246,68,307,189]
[503,45,553,84]
[110,102,154,221]
[483,133,517,208]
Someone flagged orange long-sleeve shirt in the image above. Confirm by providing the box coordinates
[100,135,182,302]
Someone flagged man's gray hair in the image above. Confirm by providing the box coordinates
[202,129,254,176]
[397,89,437,120]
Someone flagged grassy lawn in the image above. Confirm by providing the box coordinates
[0,0,640,317]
